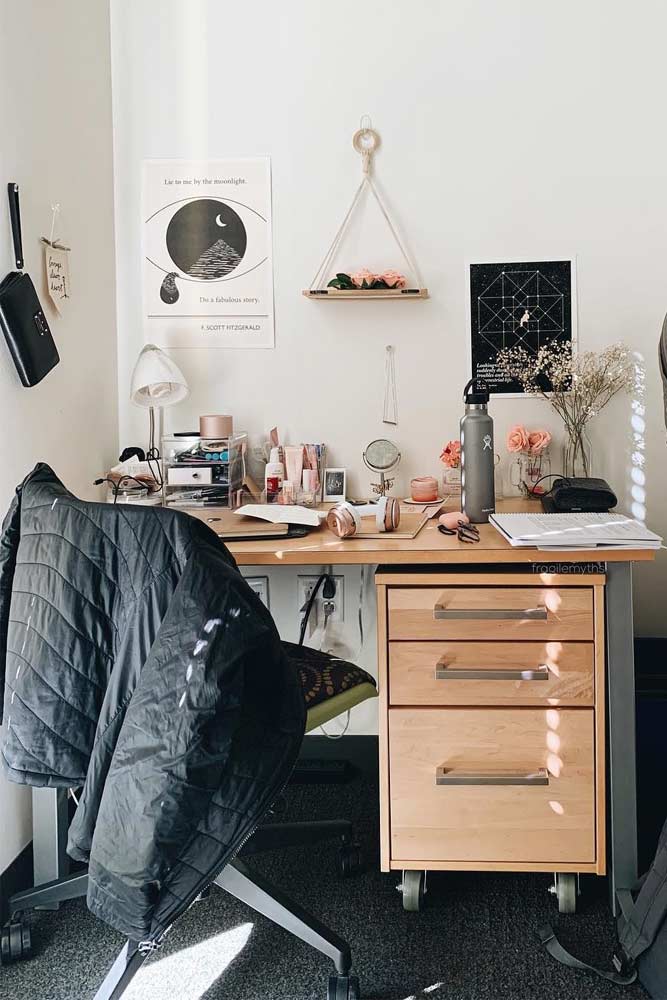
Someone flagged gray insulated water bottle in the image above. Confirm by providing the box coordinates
[460,378,495,523]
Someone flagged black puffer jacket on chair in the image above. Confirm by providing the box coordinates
[0,464,305,943]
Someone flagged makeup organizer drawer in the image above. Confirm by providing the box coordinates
[389,641,595,707]
[387,586,594,641]
[376,570,606,907]
[389,707,596,865]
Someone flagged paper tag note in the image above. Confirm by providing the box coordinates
[42,239,71,314]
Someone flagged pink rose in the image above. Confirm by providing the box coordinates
[379,269,407,289]
[528,429,552,454]
[351,268,376,288]
[440,439,461,468]
[506,424,529,453]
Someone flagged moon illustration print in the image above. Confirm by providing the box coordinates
[166,199,247,284]
[142,158,275,349]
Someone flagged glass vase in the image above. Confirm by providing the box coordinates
[442,466,461,500]
[562,429,592,478]
[509,449,552,498]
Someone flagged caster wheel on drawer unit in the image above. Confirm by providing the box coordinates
[1,920,32,964]
[399,870,426,912]
[337,843,364,878]
[551,873,578,914]
[327,973,360,999]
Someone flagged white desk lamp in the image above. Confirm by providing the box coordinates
[130,344,189,459]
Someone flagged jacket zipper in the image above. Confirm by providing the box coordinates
[144,751,300,949]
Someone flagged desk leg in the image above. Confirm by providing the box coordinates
[32,788,69,909]
[605,562,637,917]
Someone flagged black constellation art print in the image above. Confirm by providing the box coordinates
[468,259,574,395]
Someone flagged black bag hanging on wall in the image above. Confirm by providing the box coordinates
[0,183,59,387]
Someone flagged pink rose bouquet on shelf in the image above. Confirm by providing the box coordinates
[378,269,407,289]
[350,268,376,289]
[327,268,408,290]
[440,440,461,468]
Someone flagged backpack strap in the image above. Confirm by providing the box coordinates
[618,821,667,961]
[537,925,637,985]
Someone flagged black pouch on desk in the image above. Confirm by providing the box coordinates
[0,183,59,387]
[542,476,617,513]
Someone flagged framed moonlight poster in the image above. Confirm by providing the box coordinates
[467,258,576,395]
[142,159,275,349]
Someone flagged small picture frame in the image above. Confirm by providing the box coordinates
[323,468,346,503]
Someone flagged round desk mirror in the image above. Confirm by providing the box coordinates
[363,438,401,497]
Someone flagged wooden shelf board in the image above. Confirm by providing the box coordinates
[302,288,429,300]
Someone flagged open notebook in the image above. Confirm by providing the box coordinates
[490,512,662,550]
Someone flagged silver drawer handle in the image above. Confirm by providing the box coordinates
[435,659,549,682]
[436,767,549,786]
[433,604,547,621]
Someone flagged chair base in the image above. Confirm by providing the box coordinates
[4,819,360,996]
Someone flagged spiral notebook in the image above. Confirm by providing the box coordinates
[490,512,662,550]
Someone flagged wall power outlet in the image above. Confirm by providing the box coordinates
[245,576,270,609]
[297,575,344,626]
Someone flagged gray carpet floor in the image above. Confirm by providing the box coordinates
[0,766,649,1000]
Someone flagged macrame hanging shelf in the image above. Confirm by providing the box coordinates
[303,118,428,300]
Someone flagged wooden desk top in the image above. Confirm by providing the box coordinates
[189,499,656,567]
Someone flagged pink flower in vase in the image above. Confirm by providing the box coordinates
[440,440,461,468]
[506,425,529,453]
[528,429,552,455]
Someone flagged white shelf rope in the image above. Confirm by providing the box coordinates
[308,119,424,291]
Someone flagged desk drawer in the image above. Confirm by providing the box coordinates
[389,641,594,706]
[387,587,593,641]
[389,708,596,865]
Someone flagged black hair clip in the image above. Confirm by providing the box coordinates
[438,520,481,544]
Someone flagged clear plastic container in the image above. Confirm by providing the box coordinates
[162,432,247,508]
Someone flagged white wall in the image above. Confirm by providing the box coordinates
[0,1,118,872]
[111,1,667,731]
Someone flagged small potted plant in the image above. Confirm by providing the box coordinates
[506,425,552,497]
[440,439,461,497]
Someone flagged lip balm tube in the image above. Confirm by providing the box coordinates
[284,445,304,490]
[303,469,318,491]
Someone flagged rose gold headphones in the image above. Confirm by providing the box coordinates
[326,497,400,539]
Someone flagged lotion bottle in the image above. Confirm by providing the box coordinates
[264,447,285,490]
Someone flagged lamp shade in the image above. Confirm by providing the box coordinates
[130,344,189,408]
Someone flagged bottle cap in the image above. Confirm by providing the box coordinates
[463,378,490,404]
[269,447,281,463]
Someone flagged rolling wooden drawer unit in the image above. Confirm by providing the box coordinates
[376,566,606,913]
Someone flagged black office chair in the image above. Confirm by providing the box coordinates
[0,467,378,1000]
[3,642,377,1000]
